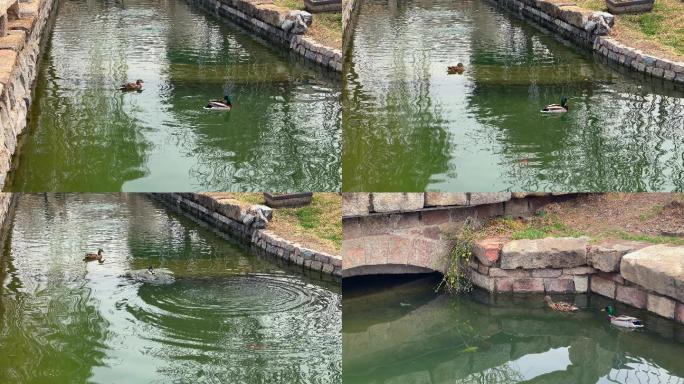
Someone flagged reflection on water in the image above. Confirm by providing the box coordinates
[343,0,684,192]
[343,274,684,384]
[7,0,341,192]
[0,194,341,383]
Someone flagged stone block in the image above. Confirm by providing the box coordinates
[620,245,684,302]
[504,198,530,217]
[470,270,495,291]
[574,275,588,293]
[531,269,562,278]
[489,268,530,278]
[472,238,503,266]
[591,275,616,298]
[495,278,514,292]
[469,192,512,206]
[371,193,424,213]
[647,294,675,319]
[545,278,575,293]
[562,266,597,275]
[676,303,684,325]
[616,285,647,309]
[500,237,588,269]
[512,278,545,292]
[424,192,468,206]
[588,239,649,272]
[421,209,450,226]
[342,193,369,216]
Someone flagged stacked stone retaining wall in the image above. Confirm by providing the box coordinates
[490,0,684,84]
[0,0,58,188]
[153,193,342,278]
[342,0,358,53]
[469,236,684,324]
[189,0,342,72]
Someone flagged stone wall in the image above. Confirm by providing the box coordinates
[152,193,342,278]
[343,193,573,276]
[189,0,342,72]
[469,236,684,324]
[0,0,58,188]
[342,0,358,54]
[0,192,14,242]
[491,0,684,84]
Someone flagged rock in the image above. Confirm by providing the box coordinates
[470,270,494,291]
[424,192,468,207]
[545,278,575,293]
[242,213,255,226]
[588,239,649,272]
[620,245,684,302]
[126,269,175,285]
[489,268,530,278]
[282,10,312,34]
[511,278,545,292]
[616,285,647,309]
[647,294,675,319]
[500,237,588,269]
[676,303,684,325]
[590,275,616,298]
[531,269,562,278]
[371,193,424,213]
[469,192,512,206]
[343,193,370,216]
[249,204,273,221]
[472,238,503,266]
[562,266,597,275]
[573,275,589,293]
[281,18,294,32]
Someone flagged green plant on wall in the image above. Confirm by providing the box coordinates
[438,217,477,294]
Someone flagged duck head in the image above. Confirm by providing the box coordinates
[601,305,615,316]
[98,248,104,256]
[147,266,155,275]
[544,295,553,304]
[136,79,144,85]
[560,97,568,109]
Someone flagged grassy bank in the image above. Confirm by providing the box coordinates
[273,0,342,49]
[576,0,684,60]
[476,193,684,246]
[230,193,342,255]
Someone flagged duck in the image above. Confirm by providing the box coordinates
[119,79,144,92]
[205,95,232,111]
[544,295,578,312]
[447,63,465,75]
[146,266,156,275]
[541,97,569,113]
[84,248,105,263]
[602,305,643,328]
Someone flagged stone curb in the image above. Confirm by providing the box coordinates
[152,193,341,277]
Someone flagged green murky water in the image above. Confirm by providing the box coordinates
[343,0,684,192]
[7,0,340,192]
[0,194,341,383]
[343,275,684,384]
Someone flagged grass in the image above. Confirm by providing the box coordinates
[575,0,684,59]
[272,0,342,49]
[479,211,683,246]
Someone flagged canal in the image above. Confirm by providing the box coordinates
[343,0,684,192]
[343,274,684,383]
[7,0,341,192]
[0,194,341,383]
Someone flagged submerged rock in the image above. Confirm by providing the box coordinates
[125,268,175,285]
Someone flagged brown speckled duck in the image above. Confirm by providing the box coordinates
[119,79,144,92]
[447,63,465,75]
[545,295,578,312]
[84,248,105,263]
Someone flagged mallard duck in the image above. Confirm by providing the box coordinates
[119,79,144,91]
[447,63,465,75]
[541,97,568,113]
[146,266,156,275]
[602,305,643,328]
[84,248,104,263]
[544,295,578,312]
[205,95,232,111]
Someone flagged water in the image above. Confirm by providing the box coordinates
[343,274,684,384]
[343,0,684,192]
[0,194,341,383]
[7,0,341,192]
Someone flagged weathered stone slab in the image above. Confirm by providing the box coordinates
[470,270,494,291]
[511,278,545,292]
[616,285,647,309]
[562,266,596,275]
[676,303,684,325]
[545,278,575,293]
[489,268,530,278]
[573,275,588,293]
[0,49,17,85]
[472,238,503,266]
[647,294,675,319]
[342,193,369,216]
[500,237,588,269]
[469,192,512,206]
[591,275,616,298]
[424,192,468,207]
[588,239,649,272]
[532,269,562,278]
[371,193,424,213]
[620,245,684,302]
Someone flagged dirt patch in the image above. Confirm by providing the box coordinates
[479,193,684,244]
